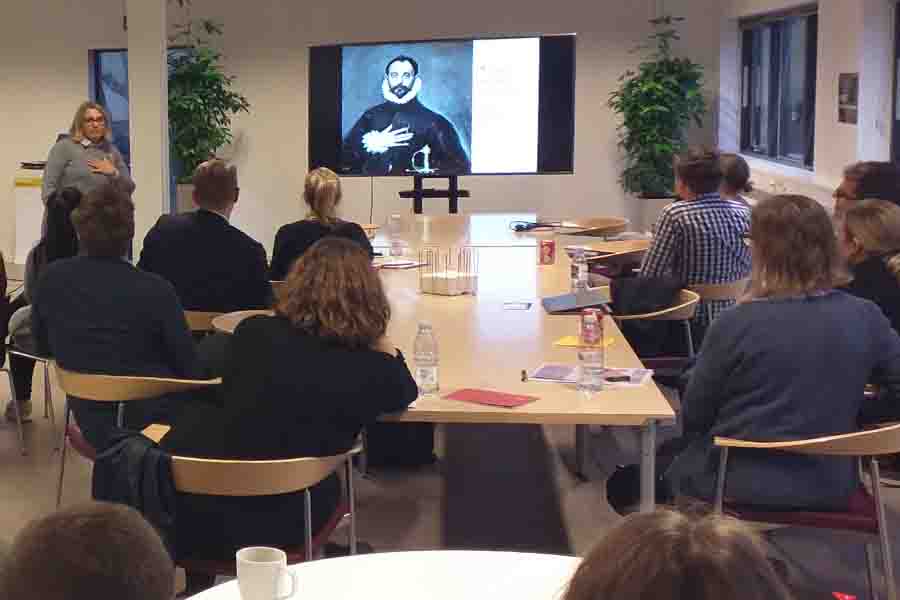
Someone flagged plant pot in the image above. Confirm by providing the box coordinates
[636,194,677,232]
[175,183,195,214]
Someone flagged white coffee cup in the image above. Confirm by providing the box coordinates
[236,547,298,600]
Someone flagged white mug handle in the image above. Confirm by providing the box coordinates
[276,569,298,599]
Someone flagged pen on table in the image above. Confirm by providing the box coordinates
[521,369,527,382]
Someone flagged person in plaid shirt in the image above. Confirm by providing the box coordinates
[640,148,751,342]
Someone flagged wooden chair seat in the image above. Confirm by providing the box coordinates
[177,500,351,576]
[724,487,878,535]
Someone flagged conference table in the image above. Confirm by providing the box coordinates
[188,550,580,600]
[214,213,674,511]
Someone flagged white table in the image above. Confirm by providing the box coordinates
[188,550,580,600]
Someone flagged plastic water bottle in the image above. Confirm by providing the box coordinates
[413,322,439,395]
[571,248,588,292]
[577,349,605,393]
[389,214,404,257]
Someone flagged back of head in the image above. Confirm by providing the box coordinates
[304,167,342,224]
[844,161,900,206]
[192,158,238,212]
[0,501,174,600]
[276,236,389,349]
[720,153,752,195]
[44,187,81,263]
[843,199,900,282]
[72,182,135,258]
[562,509,792,600]
[675,147,723,195]
[749,194,841,298]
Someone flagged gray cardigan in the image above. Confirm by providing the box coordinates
[41,137,135,203]
[666,290,900,510]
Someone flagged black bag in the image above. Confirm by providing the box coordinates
[610,276,686,357]
[365,422,436,468]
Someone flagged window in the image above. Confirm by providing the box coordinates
[741,10,818,168]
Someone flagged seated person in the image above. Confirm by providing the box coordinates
[719,153,752,206]
[562,509,792,600]
[664,195,900,509]
[839,199,900,335]
[138,159,270,312]
[160,237,417,564]
[834,161,900,223]
[4,187,81,422]
[269,167,374,280]
[0,501,174,600]
[640,148,751,342]
[32,182,202,451]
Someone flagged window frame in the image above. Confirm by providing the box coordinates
[740,8,818,170]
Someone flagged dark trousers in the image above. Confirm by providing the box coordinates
[5,294,36,402]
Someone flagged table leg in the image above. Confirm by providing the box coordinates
[640,420,657,512]
[575,424,589,480]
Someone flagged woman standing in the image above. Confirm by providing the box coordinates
[839,199,900,335]
[41,102,135,208]
[270,167,373,280]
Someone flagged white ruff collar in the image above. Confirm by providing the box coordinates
[382,77,422,105]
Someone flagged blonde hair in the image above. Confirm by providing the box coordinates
[69,101,112,143]
[747,194,842,299]
[844,199,900,283]
[193,159,238,210]
[562,509,793,600]
[304,167,341,224]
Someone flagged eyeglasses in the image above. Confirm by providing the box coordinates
[84,117,106,124]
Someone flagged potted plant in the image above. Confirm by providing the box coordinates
[168,17,250,212]
[608,16,706,206]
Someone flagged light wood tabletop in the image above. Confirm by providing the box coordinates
[216,214,671,509]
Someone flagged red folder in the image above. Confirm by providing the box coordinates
[444,388,538,408]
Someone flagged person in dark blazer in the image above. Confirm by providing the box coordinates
[138,159,270,312]
[269,167,373,281]
[32,183,202,452]
[161,237,417,575]
[661,195,900,510]
[839,199,900,335]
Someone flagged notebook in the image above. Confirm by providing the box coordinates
[541,288,611,314]
[444,388,538,408]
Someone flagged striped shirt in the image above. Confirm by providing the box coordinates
[640,193,751,331]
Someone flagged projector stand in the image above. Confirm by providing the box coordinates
[400,175,471,214]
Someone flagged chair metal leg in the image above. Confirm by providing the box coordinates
[56,404,70,508]
[116,402,124,428]
[639,420,657,512]
[714,447,729,514]
[304,489,313,561]
[866,544,881,600]
[869,458,897,600]
[3,368,26,455]
[346,459,357,555]
[44,362,58,449]
[683,321,695,358]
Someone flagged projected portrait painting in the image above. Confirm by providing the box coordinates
[341,41,473,176]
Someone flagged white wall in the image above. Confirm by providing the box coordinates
[0,0,723,257]
[720,0,897,210]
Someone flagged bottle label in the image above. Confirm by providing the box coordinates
[416,366,439,387]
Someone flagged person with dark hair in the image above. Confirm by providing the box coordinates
[4,187,82,422]
[270,167,374,280]
[0,501,174,600]
[160,237,417,582]
[31,182,202,451]
[662,195,900,509]
[834,162,900,221]
[719,153,752,205]
[839,199,900,335]
[562,509,793,600]
[342,55,470,175]
[640,147,752,338]
[138,159,271,312]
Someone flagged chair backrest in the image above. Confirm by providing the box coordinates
[184,311,225,333]
[53,363,221,402]
[170,449,356,496]
[586,248,648,267]
[688,278,749,302]
[611,289,700,322]
[714,422,900,457]
[270,280,286,300]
